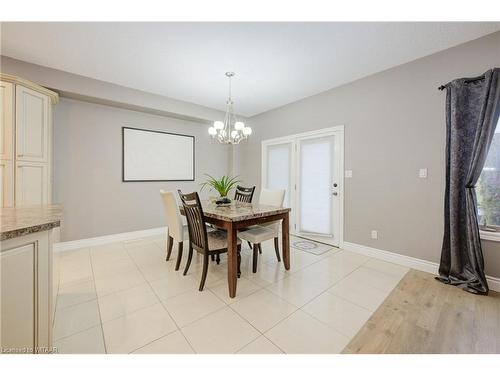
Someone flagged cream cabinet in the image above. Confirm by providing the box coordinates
[0,74,57,208]
[0,160,14,206]
[0,81,14,207]
[0,81,14,160]
[16,161,49,206]
[0,230,54,353]
[15,85,50,163]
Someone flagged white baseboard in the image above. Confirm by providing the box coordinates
[488,277,500,293]
[342,241,500,293]
[53,227,166,252]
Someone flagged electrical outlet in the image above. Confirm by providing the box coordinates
[371,230,378,240]
[419,168,428,178]
[345,170,353,178]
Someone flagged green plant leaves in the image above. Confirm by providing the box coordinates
[200,174,241,197]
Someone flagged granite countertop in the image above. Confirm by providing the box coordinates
[0,204,63,241]
[180,200,291,222]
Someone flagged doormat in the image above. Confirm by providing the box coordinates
[291,237,335,255]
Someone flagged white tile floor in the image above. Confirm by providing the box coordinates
[53,234,409,354]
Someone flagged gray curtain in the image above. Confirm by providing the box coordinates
[437,68,500,294]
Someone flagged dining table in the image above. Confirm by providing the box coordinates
[180,200,291,298]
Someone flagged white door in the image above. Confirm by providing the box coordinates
[296,134,340,243]
[262,127,344,247]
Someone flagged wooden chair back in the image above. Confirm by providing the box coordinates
[234,185,256,203]
[178,190,208,253]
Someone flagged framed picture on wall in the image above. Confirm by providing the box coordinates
[122,126,195,182]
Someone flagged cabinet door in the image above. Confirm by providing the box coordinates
[16,85,50,163]
[15,161,49,206]
[0,159,14,207]
[1,231,52,353]
[0,81,14,160]
[0,243,36,353]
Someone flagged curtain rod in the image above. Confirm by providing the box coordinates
[438,75,486,91]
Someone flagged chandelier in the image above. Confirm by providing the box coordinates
[208,72,252,144]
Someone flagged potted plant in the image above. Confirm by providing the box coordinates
[200,174,241,205]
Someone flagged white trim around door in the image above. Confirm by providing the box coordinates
[261,126,344,248]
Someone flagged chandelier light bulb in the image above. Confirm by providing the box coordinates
[231,130,238,138]
[234,121,245,130]
[214,121,224,130]
[243,127,252,135]
[208,127,217,135]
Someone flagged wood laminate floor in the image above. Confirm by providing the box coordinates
[343,269,500,354]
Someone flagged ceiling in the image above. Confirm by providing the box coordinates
[1,22,499,116]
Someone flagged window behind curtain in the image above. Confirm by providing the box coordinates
[477,118,500,231]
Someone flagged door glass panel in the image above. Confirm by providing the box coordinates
[266,143,292,208]
[299,136,334,235]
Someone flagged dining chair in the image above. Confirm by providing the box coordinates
[160,190,189,271]
[178,190,242,291]
[234,185,256,203]
[234,185,256,249]
[209,184,256,260]
[237,188,285,273]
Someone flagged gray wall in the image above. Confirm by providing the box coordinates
[0,55,225,123]
[54,98,230,241]
[239,32,500,278]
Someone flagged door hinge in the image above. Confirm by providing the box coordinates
[294,223,297,230]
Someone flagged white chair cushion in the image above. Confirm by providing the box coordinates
[207,230,241,251]
[238,225,277,244]
[259,221,281,233]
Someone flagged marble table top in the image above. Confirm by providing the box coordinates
[0,204,63,241]
[181,200,290,222]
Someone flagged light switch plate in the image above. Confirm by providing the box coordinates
[345,170,353,178]
[371,230,378,240]
[419,168,428,178]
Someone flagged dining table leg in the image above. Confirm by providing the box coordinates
[227,223,238,298]
[282,213,290,270]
